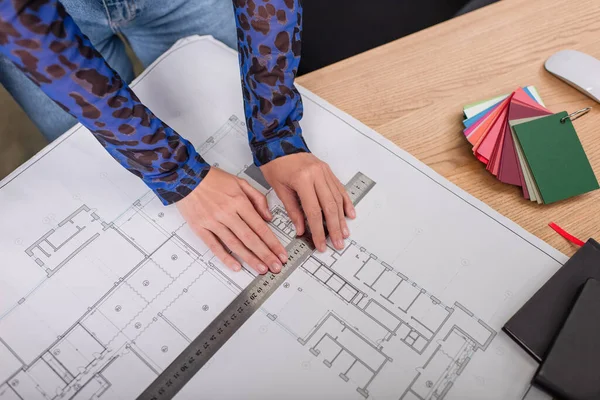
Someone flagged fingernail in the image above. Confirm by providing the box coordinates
[349,209,356,218]
[335,239,344,249]
[258,264,268,274]
[279,253,288,263]
[271,263,282,273]
[318,244,326,252]
[232,263,242,272]
[343,228,350,237]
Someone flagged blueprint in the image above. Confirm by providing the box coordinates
[0,36,566,400]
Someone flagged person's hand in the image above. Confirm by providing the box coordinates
[260,153,356,252]
[176,168,287,274]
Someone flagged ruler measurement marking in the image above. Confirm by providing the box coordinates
[138,172,375,400]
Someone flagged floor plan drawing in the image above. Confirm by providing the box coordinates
[258,212,496,399]
[0,185,495,400]
[0,36,566,400]
[0,122,494,400]
[0,116,261,400]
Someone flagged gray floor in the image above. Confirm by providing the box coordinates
[0,86,47,180]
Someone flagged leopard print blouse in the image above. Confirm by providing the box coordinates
[0,0,309,204]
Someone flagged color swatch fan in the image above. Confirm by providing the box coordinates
[463,87,599,204]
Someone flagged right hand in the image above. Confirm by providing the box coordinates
[176,168,287,274]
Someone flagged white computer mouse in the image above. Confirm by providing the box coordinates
[545,49,600,103]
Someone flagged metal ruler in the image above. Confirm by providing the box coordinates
[138,172,375,400]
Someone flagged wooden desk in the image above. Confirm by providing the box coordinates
[298,0,600,256]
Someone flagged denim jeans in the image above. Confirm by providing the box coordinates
[0,0,237,142]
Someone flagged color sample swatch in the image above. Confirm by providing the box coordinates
[513,112,599,204]
[463,88,599,203]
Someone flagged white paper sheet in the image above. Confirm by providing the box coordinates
[0,36,562,400]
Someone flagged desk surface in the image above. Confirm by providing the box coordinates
[297,0,600,257]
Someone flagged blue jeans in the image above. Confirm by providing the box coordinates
[0,0,237,142]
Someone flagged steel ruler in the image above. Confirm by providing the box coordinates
[138,172,375,400]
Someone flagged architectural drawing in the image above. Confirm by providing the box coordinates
[25,205,103,277]
[0,37,565,400]
[1,115,495,399]
[0,116,258,400]
[262,214,496,399]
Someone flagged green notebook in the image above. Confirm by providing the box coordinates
[513,112,599,204]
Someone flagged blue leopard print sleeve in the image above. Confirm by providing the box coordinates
[0,0,210,205]
[234,0,310,166]
[0,0,308,205]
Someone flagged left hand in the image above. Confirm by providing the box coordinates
[260,153,356,252]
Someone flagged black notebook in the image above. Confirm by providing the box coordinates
[533,278,600,400]
[503,239,600,361]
